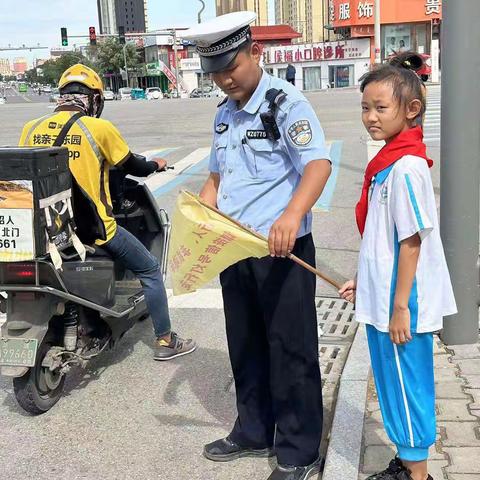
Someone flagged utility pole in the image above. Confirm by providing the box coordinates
[440,0,480,345]
[171,28,180,97]
[198,0,205,96]
[374,0,381,63]
[123,44,129,88]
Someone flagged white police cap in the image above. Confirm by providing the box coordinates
[182,11,257,74]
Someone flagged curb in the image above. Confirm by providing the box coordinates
[322,324,371,480]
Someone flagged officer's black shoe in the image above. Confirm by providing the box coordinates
[267,457,323,480]
[366,457,406,479]
[203,436,274,462]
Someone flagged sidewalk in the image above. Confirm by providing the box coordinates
[323,324,480,480]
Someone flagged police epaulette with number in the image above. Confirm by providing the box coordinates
[217,96,228,108]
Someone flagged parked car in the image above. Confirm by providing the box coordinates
[49,88,60,103]
[130,88,146,100]
[118,87,132,100]
[189,85,221,98]
[205,87,222,98]
[104,90,115,101]
[146,87,163,100]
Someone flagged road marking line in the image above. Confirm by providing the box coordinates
[141,147,211,198]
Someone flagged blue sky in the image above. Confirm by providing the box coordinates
[0,0,275,68]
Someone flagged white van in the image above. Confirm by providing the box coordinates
[118,87,132,100]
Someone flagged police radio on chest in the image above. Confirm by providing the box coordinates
[260,89,288,141]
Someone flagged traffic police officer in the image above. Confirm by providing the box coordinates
[184,12,332,480]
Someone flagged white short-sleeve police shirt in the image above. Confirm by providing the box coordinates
[355,155,457,333]
[208,71,330,238]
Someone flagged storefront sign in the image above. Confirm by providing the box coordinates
[425,0,441,15]
[357,1,373,18]
[159,60,177,86]
[265,39,370,65]
[331,0,441,26]
[329,0,335,23]
[180,57,201,71]
[146,62,162,76]
[351,25,374,37]
[339,3,351,20]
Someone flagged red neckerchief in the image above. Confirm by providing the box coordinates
[355,126,433,236]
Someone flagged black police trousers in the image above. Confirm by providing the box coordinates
[220,234,323,466]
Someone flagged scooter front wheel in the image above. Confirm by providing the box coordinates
[13,336,66,415]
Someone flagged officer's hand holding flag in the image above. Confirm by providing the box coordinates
[168,190,340,295]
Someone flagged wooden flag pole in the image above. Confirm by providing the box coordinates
[190,191,342,291]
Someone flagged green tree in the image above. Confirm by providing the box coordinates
[38,51,93,86]
[90,38,140,75]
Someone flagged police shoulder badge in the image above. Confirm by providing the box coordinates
[288,120,312,146]
[216,123,229,134]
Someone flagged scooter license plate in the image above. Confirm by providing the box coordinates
[0,338,38,367]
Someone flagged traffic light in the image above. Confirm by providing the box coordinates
[118,26,125,45]
[61,27,68,46]
[89,26,97,46]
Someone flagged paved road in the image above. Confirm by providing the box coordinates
[1,86,51,104]
[0,88,444,480]
[424,84,441,146]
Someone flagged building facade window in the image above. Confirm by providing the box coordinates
[384,24,412,56]
[303,66,322,90]
[329,64,354,88]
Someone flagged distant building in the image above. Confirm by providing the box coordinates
[329,0,442,61]
[251,24,302,47]
[216,0,269,26]
[97,0,147,35]
[0,58,11,76]
[275,0,330,43]
[13,58,28,74]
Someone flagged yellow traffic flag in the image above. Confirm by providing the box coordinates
[169,190,270,295]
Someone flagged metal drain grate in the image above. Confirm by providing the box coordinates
[319,344,349,387]
[317,297,356,341]
[226,297,357,393]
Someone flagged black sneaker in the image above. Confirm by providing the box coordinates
[153,331,196,361]
[366,457,406,479]
[203,436,274,462]
[267,457,323,480]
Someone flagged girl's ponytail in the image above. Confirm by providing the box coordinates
[388,51,425,73]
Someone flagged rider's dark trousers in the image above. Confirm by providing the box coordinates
[104,226,171,336]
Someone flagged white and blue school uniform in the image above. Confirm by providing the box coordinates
[356,155,457,461]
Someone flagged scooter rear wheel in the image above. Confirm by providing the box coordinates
[13,336,66,415]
